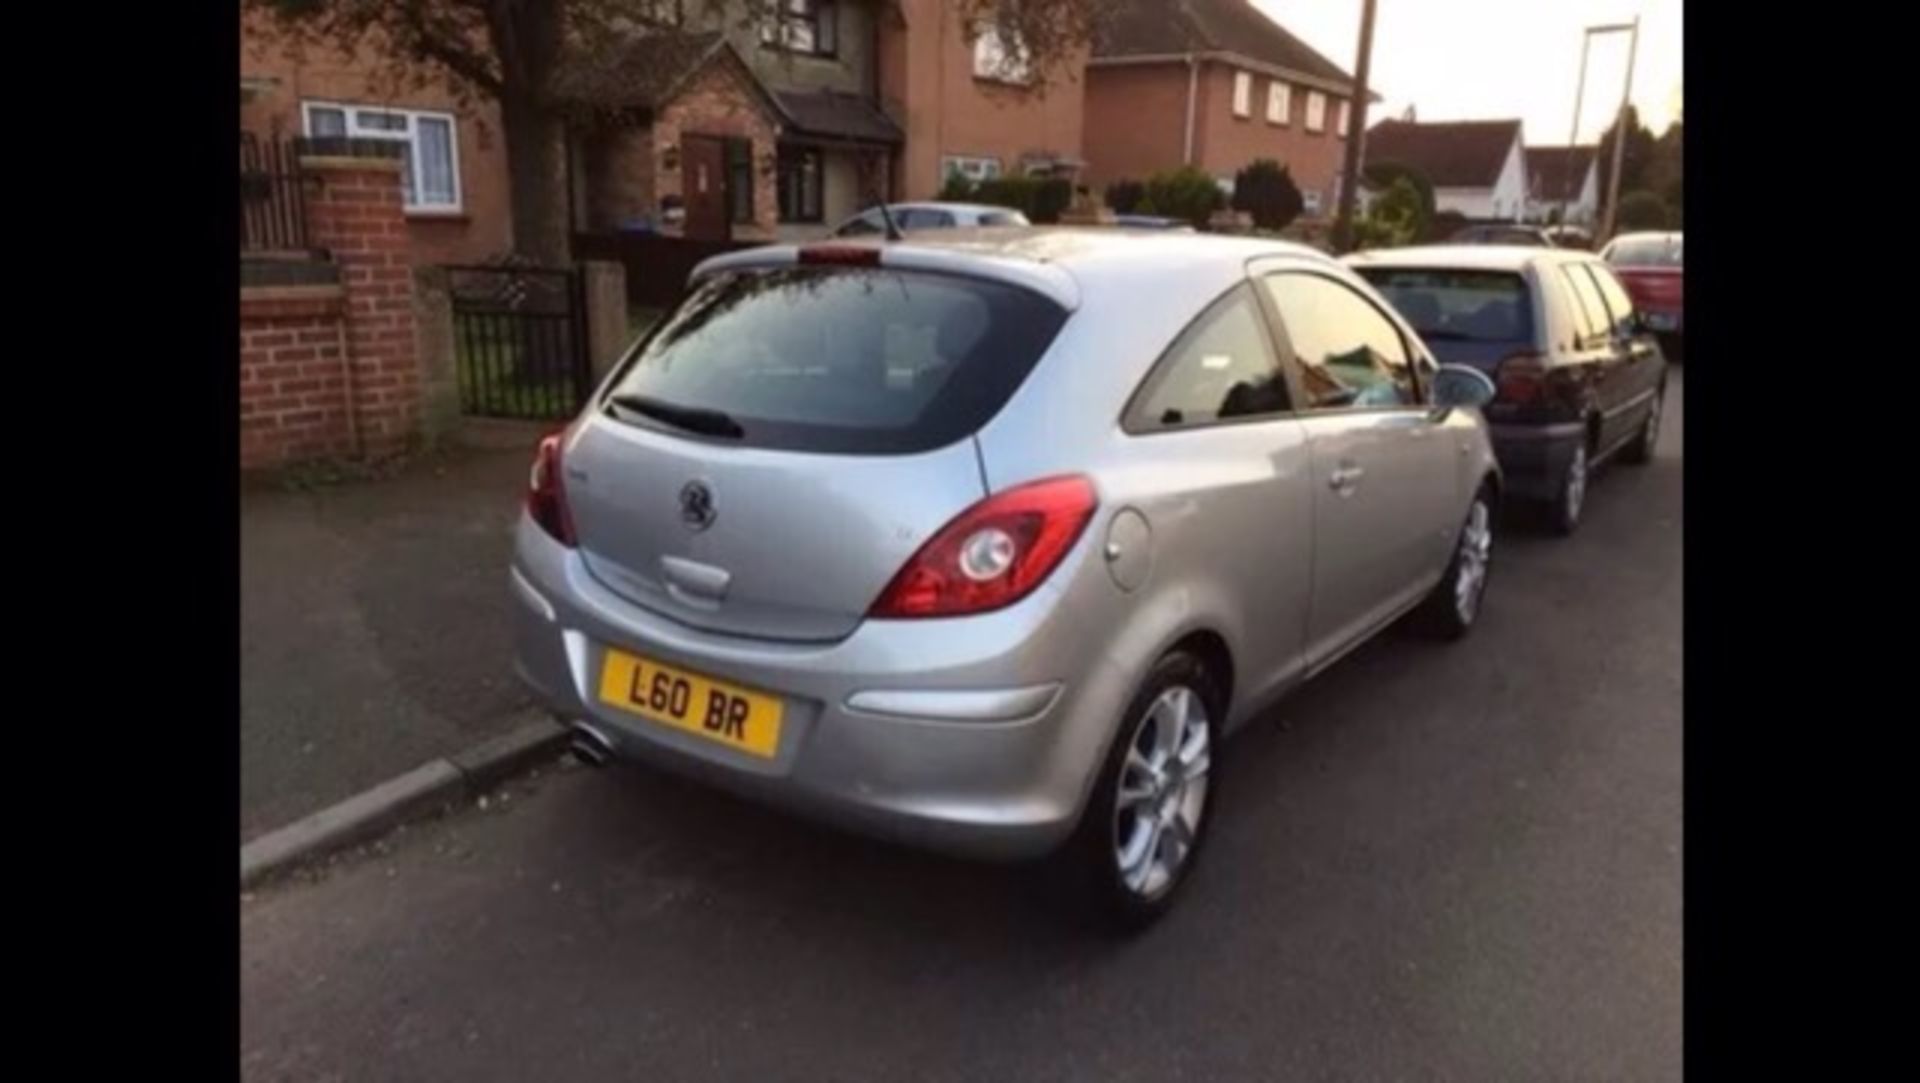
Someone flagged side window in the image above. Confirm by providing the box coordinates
[899,208,955,229]
[1584,263,1638,337]
[1262,273,1417,410]
[1559,264,1610,345]
[1125,284,1291,431]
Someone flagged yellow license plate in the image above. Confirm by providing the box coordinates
[597,648,785,759]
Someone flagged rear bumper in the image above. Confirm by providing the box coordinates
[509,515,1118,861]
[1488,421,1585,501]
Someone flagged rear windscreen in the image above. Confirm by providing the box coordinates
[1605,237,1682,267]
[603,266,1069,454]
[1355,268,1534,344]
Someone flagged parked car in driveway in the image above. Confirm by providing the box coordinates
[1601,231,1683,359]
[1347,244,1667,534]
[1111,214,1193,230]
[1451,224,1557,246]
[513,229,1501,926]
[833,202,1030,236]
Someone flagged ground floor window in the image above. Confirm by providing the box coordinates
[942,155,1002,184]
[302,101,460,212]
[778,146,823,222]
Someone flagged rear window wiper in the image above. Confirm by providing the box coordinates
[606,393,745,439]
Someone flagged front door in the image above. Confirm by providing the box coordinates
[680,135,729,242]
[1257,270,1459,671]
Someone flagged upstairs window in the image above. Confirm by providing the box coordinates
[761,0,837,57]
[973,24,1033,84]
[1306,91,1327,132]
[1267,81,1291,125]
[1338,99,1350,136]
[1232,71,1252,117]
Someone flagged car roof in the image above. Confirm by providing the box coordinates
[1344,243,1593,272]
[694,227,1338,311]
[859,202,1025,217]
[1606,231,1681,243]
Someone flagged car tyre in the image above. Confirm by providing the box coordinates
[1061,649,1221,933]
[1416,485,1495,640]
[1621,386,1663,466]
[1544,441,1588,536]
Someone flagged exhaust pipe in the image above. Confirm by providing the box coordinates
[568,722,615,768]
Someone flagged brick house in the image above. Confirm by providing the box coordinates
[877,0,1089,199]
[240,10,513,266]
[1364,118,1529,222]
[1082,0,1367,219]
[1523,145,1600,225]
[556,1,905,242]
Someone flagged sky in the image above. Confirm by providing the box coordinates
[1254,0,1684,147]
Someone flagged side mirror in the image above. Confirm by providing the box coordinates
[1430,364,1497,410]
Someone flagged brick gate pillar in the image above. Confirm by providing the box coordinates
[301,148,421,459]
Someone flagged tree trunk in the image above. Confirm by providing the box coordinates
[499,90,569,265]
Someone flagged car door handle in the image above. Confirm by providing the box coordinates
[1328,464,1365,492]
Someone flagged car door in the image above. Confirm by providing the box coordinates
[1120,282,1315,708]
[1256,270,1459,673]
[1584,261,1663,449]
[1556,260,1632,449]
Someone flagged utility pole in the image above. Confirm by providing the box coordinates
[1560,33,1594,223]
[1331,0,1378,254]
[1598,15,1641,240]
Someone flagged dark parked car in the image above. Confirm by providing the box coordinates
[1346,245,1667,534]
[1111,214,1193,230]
[1450,224,1556,246]
[1601,231,1683,360]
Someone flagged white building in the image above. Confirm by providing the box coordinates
[1362,118,1528,221]
[1523,145,1600,224]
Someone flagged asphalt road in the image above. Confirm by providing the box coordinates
[242,371,1683,1082]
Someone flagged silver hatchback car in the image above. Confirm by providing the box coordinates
[512,229,1501,925]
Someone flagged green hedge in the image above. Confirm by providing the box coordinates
[938,173,1075,223]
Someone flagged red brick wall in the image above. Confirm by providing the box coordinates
[241,154,425,471]
[303,156,422,456]
[241,291,353,469]
[1082,65,1191,190]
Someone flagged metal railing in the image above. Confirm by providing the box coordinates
[240,132,313,253]
[446,263,592,421]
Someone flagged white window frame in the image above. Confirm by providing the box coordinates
[972,24,1033,84]
[301,100,463,213]
[942,155,1003,183]
[1305,91,1327,133]
[1267,81,1291,126]
[1337,99,1350,137]
[1232,71,1253,118]
[1302,188,1323,215]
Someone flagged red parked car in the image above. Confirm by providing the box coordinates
[1601,231,1683,358]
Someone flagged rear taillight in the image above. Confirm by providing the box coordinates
[527,430,577,546]
[797,245,881,267]
[869,475,1098,619]
[1494,352,1547,406]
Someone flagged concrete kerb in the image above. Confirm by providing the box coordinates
[240,716,568,889]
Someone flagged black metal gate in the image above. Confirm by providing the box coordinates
[447,263,592,420]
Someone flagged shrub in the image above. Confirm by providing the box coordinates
[1361,161,1436,224]
[1615,190,1670,231]
[1352,176,1423,250]
[1142,165,1227,228]
[938,171,976,201]
[964,174,1075,223]
[1231,158,1305,231]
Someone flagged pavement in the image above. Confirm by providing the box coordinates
[241,372,1682,1081]
[240,443,544,842]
